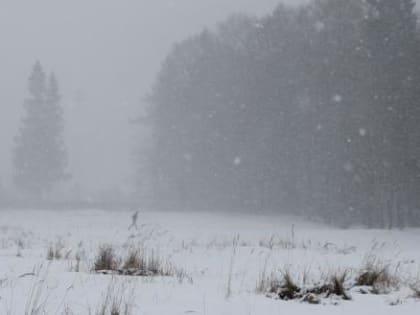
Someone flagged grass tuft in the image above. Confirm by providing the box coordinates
[94,245,119,272]
[261,270,301,300]
[355,254,398,294]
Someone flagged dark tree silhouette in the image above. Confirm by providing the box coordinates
[141,0,420,227]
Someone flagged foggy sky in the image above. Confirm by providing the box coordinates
[0,0,305,194]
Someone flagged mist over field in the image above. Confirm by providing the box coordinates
[0,0,306,193]
[1,1,420,314]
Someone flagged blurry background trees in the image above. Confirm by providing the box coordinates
[142,0,420,228]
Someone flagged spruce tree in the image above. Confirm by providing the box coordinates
[13,62,68,197]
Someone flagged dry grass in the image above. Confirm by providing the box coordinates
[226,235,239,298]
[410,282,420,299]
[328,271,351,300]
[23,264,51,315]
[47,246,55,260]
[356,268,389,286]
[259,269,301,300]
[46,243,63,260]
[93,246,174,277]
[355,253,399,294]
[95,281,134,315]
[46,239,70,261]
[94,245,119,272]
[302,270,351,301]
[122,250,145,270]
[259,267,352,303]
[259,235,296,250]
[276,271,301,300]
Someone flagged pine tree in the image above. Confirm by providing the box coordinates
[13,62,68,197]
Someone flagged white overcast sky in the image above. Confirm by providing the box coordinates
[0,0,306,193]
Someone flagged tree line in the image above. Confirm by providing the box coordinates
[145,0,420,228]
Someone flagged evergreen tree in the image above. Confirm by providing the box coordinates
[13,62,68,197]
[144,0,420,226]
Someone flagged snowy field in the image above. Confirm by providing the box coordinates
[0,209,419,314]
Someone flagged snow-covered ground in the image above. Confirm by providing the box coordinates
[0,209,419,314]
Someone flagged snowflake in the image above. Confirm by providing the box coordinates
[315,21,325,32]
[183,153,192,161]
[332,94,343,103]
[344,162,353,172]
[234,157,242,166]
